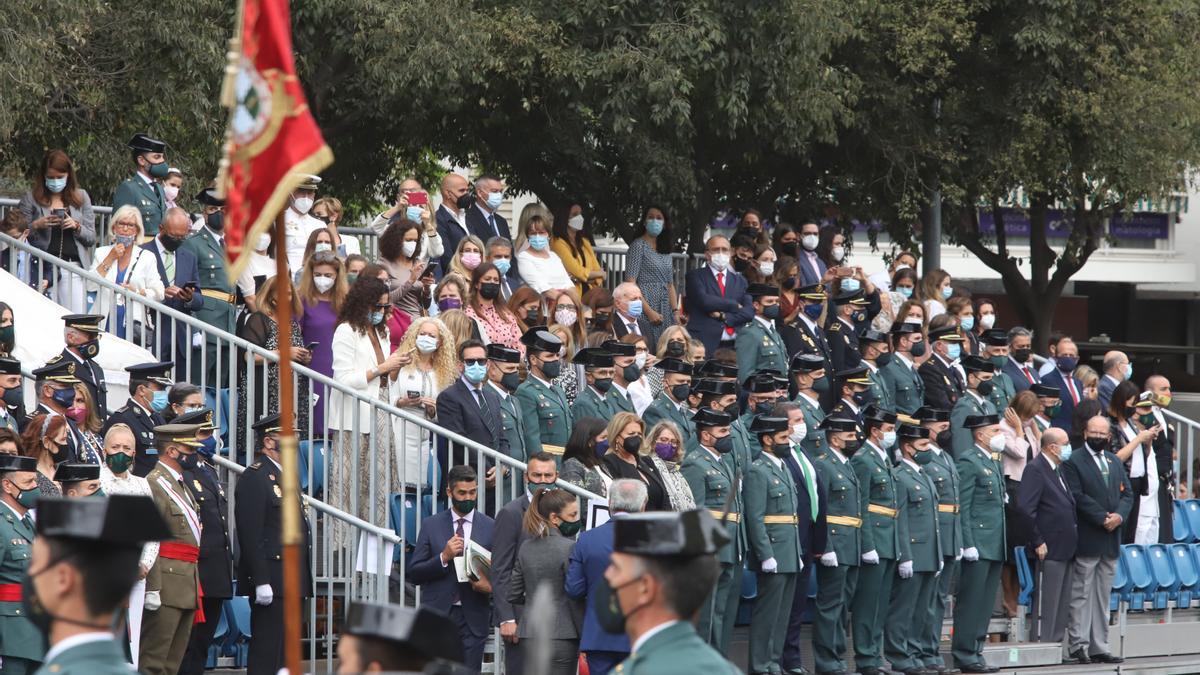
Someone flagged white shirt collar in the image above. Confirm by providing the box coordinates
[902,457,921,472]
[612,382,629,397]
[701,445,722,462]
[840,398,860,414]
[1009,355,1032,370]
[896,352,914,369]
[710,265,728,281]
[1043,453,1059,469]
[1,499,25,520]
[138,171,155,186]
[796,391,819,408]
[967,390,985,404]
[755,315,774,330]
[44,633,116,665]
[797,312,818,331]
[633,620,683,653]
[531,373,553,388]
[204,225,223,243]
[830,447,850,464]
[160,462,182,482]
[450,508,475,524]
[266,456,282,472]
[460,375,483,391]
[487,381,509,399]
[867,440,887,462]
[863,360,878,374]
[761,451,783,469]
[930,444,943,455]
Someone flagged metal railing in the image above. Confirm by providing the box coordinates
[2,232,600,673]
[593,244,703,291]
[1163,409,1199,500]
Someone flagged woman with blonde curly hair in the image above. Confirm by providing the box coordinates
[639,420,695,511]
[391,316,456,489]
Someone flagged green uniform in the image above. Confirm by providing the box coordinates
[739,411,764,460]
[729,417,755,473]
[865,362,895,413]
[881,354,925,415]
[812,451,862,674]
[571,385,611,422]
[850,443,906,671]
[987,371,1016,416]
[949,391,996,458]
[951,444,1007,669]
[181,227,234,387]
[605,385,637,416]
[34,637,135,675]
[680,445,744,655]
[925,444,964,671]
[0,505,44,674]
[611,620,739,675]
[112,174,167,237]
[744,454,802,674]
[642,393,693,447]
[734,317,787,381]
[885,459,942,671]
[515,375,573,452]
[792,393,827,458]
[491,383,528,503]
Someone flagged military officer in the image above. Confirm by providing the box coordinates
[741,372,781,459]
[791,352,829,458]
[979,329,1016,414]
[949,355,999,458]
[680,407,745,654]
[782,283,832,375]
[882,322,926,415]
[643,357,695,447]
[952,414,1007,673]
[0,454,44,675]
[918,406,964,675]
[858,329,895,413]
[850,405,904,675]
[56,314,108,418]
[829,364,873,426]
[486,342,531,472]
[282,174,327,274]
[825,288,874,373]
[605,510,740,675]
[693,378,752,474]
[696,358,740,385]
[181,185,235,388]
[1030,383,1062,434]
[28,495,170,675]
[0,356,25,432]
[337,602,465,674]
[175,409,235,675]
[919,325,966,412]
[235,413,314,675]
[31,359,88,463]
[745,416,803,675]
[101,362,174,476]
[884,422,943,675]
[812,416,864,675]
[571,347,617,421]
[141,423,205,675]
[53,462,101,498]
[735,283,788,381]
[515,328,573,454]
[112,133,170,238]
[602,339,640,415]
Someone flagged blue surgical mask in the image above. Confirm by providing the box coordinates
[803,303,823,320]
[627,300,643,318]
[841,278,860,293]
[114,234,136,247]
[1123,363,1133,380]
[493,258,511,274]
[151,390,170,412]
[486,192,504,210]
[941,286,953,300]
[415,334,439,353]
[645,219,664,236]
[529,235,549,251]
[897,286,913,298]
[45,177,68,193]
[315,242,333,254]
[882,430,897,449]
[1058,445,1072,462]
[370,311,385,325]
[198,435,218,459]
[51,387,76,409]
[406,206,424,223]
[946,343,962,360]
[465,362,488,383]
[960,316,975,332]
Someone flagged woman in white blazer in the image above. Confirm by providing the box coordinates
[328,277,409,552]
[87,205,165,343]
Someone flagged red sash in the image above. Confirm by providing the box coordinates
[0,583,20,602]
[159,542,206,624]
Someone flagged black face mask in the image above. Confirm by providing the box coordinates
[1085,437,1109,453]
[670,383,690,402]
[910,340,927,358]
[1013,348,1031,363]
[852,389,873,407]
[875,352,893,368]
[755,401,775,415]
[1124,407,1136,419]
[713,435,734,454]
[935,429,952,449]
[206,211,225,232]
[841,438,862,455]
[159,234,184,252]
[622,436,643,454]
[456,192,475,210]
[622,363,642,383]
[977,380,995,396]
[593,377,613,394]
[592,575,643,634]
[525,309,542,325]
[732,257,751,273]
[77,338,100,360]
[540,359,562,379]
[590,313,612,330]
[479,283,501,301]
[665,341,686,358]
[500,371,521,392]
[780,241,799,257]
[178,451,199,471]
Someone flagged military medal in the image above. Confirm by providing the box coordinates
[193,480,203,492]
[274,485,283,498]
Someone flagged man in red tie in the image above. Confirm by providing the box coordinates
[1003,326,1041,394]
[683,235,754,356]
[1041,338,1084,431]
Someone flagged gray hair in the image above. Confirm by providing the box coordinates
[486,236,514,253]
[613,282,639,303]
[609,479,648,514]
[1007,326,1031,344]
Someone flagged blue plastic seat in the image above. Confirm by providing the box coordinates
[296,439,326,496]
[1111,554,1128,611]
[1175,500,1195,543]
[1013,546,1035,608]
[227,595,253,667]
[1185,501,1200,543]
[1121,544,1156,610]
[1146,543,1177,609]
[1169,543,1199,609]
[736,566,757,626]
[203,387,232,448]
[204,601,230,668]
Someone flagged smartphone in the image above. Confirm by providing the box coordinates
[836,266,854,278]
[183,281,199,290]
[305,341,319,351]
[52,208,67,218]
[421,261,439,278]
[407,191,428,206]
[407,390,421,399]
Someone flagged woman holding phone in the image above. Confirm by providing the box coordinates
[298,250,349,432]
[367,179,443,262]
[390,316,456,490]
[18,149,96,311]
[378,218,434,328]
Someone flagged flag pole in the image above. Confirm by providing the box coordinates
[273,207,303,675]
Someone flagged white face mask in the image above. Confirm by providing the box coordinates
[831,245,845,262]
[555,307,578,326]
[634,353,648,369]
[568,215,585,231]
[801,234,819,251]
[709,253,730,271]
[313,276,335,293]
[257,234,271,252]
[790,423,807,444]
[759,261,775,276]
[164,185,180,201]
[979,314,996,329]
[315,242,333,254]
[402,240,418,258]
[293,196,314,214]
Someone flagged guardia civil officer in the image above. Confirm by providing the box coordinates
[858,329,895,413]
[0,454,44,674]
[790,352,829,458]
[917,406,963,675]
[642,357,695,448]
[979,329,1016,413]
[336,602,464,674]
[572,347,617,421]
[101,362,174,476]
[949,356,999,457]
[112,133,170,237]
[181,185,235,387]
[828,365,873,426]
[734,283,788,381]
[515,329,573,452]
[882,322,926,415]
[53,463,101,498]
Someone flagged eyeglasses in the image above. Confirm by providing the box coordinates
[463,358,487,366]
[373,303,391,311]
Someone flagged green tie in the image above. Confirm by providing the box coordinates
[165,250,176,284]
[793,445,819,521]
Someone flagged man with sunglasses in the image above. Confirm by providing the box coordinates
[181,184,234,387]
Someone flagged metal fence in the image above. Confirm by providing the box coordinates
[1,231,599,673]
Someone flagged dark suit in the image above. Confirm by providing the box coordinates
[796,251,827,287]
[491,495,533,674]
[140,240,204,375]
[436,205,470,272]
[179,457,235,675]
[565,520,630,675]
[683,266,754,355]
[1016,453,1077,642]
[58,348,107,417]
[781,445,826,672]
[919,354,963,411]
[467,202,510,242]
[436,378,507,501]
[611,312,654,340]
[1040,368,1083,431]
[408,508,496,672]
[1004,357,1041,394]
[1097,375,1120,412]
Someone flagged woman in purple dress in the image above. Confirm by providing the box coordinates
[297,251,349,433]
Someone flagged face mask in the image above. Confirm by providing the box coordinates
[733,257,751,274]
[913,448,934,465]
[801,234,819,251]
[405,205,424,223]
[841,278,860,293]
[370,311,385,325]
[313,276,335,293]
[438,297,462,311]
[486,192,504,210]
[105,452,134,474]
[590,313,612,329]
[758,261,775,276]
[790,424,807,444]
[713,435,734,454]
[945,343,962,360]
[831,246,845,262]
[811,377,831,394]
[1009,347,1029,364]
[500,371,521,392]
[401,240,418,259]
[941,286,953,300]
[146,389,169,412]
[803,303,823,320]
[493,258,511,275]
[841,438,862,455]
[525,309,542,325]
[622,363,642,383]
[1044,402,1062,417]
[875,352,893,368]
[850,311,866,324]
[763,304,781,320]
[594,440,610,457]
[555,308,578,326]
[529,235,550,251]
[159,235,184,252]
[257,234,272,251]
[44,176,69,194]
[7,480,39,509]
[163,185,180,202]
[645,219,664,236]
[593,575,642,634]
[897,286,913,299]
[478,282,500,301]
[1085,437,1108,454]
[989,355,1007,370]
[621,436,643,455]
[852,389,873,406]
[461,252,482,269]
[464,363,488,383]
[979,314,996,330]
[1056,356,1078,372]
[527,479,556,493]
[986,434,1006,453]
[909,339,927,358]
[781,241,799,257]
[754,401,775,415]
[634,353,647,369]
[626,299,644,318]
[1154,393,1172,408]
[314,242,333,254]
[199,210,223,233]
[960,316,975,332]
[977,379,994,396]
[346,273,359,285]
[709,253,730,271]
[1058,445,1073,462]
[1123,364,1133,380]
[880,430,897,449]
[113,234,137,247]
[451,497,476,515]
[665,341,686,358]
[540,359,562,379]
[79,338,100,360]
[654,442,677,462]
[1138,413,1156,428]
[293,196,314,214]
[178,451,199,471]
[415,334,439,353]
[568,215,585,231]
[147,161,170,179]
[65,406,88,425]
[198,436,218,459]
[593,377,613,394]
[669,382,690,401]
[51,387,76,409]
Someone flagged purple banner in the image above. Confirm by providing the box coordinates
[1110,212,1170,239]
[976,208,1073,238]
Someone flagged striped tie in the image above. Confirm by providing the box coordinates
[165,251,176,285]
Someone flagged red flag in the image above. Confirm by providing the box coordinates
[218,0,333,281]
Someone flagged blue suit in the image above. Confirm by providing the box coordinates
[564,520,630,675]
[780,446,827,672]
[797,251,827,287]
[1040,368,1083,431]
[683,266,754,355]
[436,205,470,273]
[408,509,496,672]
[435,379,508,506]
[1016,454,1077,560]
[1097,374,1119,411]
[140,240,204,375]
[1003,357,1040,394]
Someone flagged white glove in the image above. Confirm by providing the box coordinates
[962,547,980,562]
[798,557,804,573]
[819,551,839,567]
[255,583,274,606]
[191,332,203,348]
[144,590,161,611]
[937,559,945,576]
[861,549,880,565]
[898,560,914,579]
[956,548,964,561]
[761,557,778,574]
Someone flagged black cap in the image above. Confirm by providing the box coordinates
[748,283,781,298]
[32,359,81,384]
[832,289,867,306]
[600,339,636,357]
[863,405,898,425]
[152,423,204,448]
[0,356,20,375]
[859,329,888,344]
[657,358,693,375]
[344,602,464,665]
[833,365,872,386]
[796,283,827,301]
[693,379,737,396]
[960,355,995,374]
[790,352,826,373]
[53,463,101,484]
[915,406,951,423]
[891,321,923,336]
[126,362,175,386]
[128,133,167,154]
[897,423,928,441]
[37,494,171,545]
[820,416,860,433]
[486,343,521,364]
[0,455,37,472]
[194,185,226,207]
[613,509,730,557]
[981,329,1008,347]
[573,347,615,368]
[252,413,282,435]
[1030,383,1060,398]
[750,416,789,435]
[520,328,562,354]
[696,360,738,379]
[742,373,778,393]
[173,408,215,431]
[62,314,104,334]
[964,413,1001,429]
[928,326,965,342]
[692,407,733,428]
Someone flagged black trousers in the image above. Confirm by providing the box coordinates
[178,596,228,675]
[248,598,284,675]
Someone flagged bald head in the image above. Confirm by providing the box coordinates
[1041,427,1067,451]
[1102,350,1129,379]
[1145,374,1171,401]
[440,173,469,209]
[161,207,191,239]
[1085,414,1110,437]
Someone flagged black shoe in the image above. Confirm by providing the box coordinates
[816,670,846,675]
[860,668,885,675]
[1090,653,1124,664]
[1060,656,1079,665]
[786,669,812,675]
[934,668,962,675]
[1068,649,1091,664]
[959,665,998,674]
[900,668,930,675]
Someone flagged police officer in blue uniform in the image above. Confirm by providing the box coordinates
[101,361,174,476]
[56,314,108,417]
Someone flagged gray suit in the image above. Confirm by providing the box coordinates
[491,495,532,673]
[507,531,583,675]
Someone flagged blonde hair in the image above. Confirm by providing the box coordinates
[448,235,486,280]
[655,325,693,359]
[72,383,104,434]
[604,412,645,457]
[394,317,458,390]
[550,288,586,349]
[515,202,553,252]
[108,204,145,238]
[313,196,343,223]
[641,420,685,463]
[434,273,469,303]
[257,274,303,319]
[548,324,574,359]
[104,422,136,447]
[437,309,475,352]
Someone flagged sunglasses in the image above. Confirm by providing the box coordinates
[373,303,391,311]
[463,358,487,366]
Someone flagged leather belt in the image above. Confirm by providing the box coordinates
[762,515,800,525]
[159,542,206,624]
[0,583,20,602]
[200,289,235,303]
[827,515,862,528]
[867,504,898,518]
[708,510,740,523]
[938,504,960,514]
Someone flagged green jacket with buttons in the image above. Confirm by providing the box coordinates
[893,460,941,571]
[986,371,1016,418]
[642,393,694,448]
[571,385,611,423]
[851,443,904,560]
[605,386,637,416]
[814,452,862,563]
[515,376,573,450]
[182,228,234,294]
[0,506,46,664]
[734,317,788,381]
[956,444,1007,561]
[112,174,166,236]
[866,363,895,414]
[925,447,964,556]
[744,455,803,573]
[949,392,996,458]
[681,446,745,565]
[881,355,925,415]
[611,620,739,675]
[33,637,133,675]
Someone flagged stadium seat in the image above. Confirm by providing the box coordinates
[227,595,253,667]
[389,492,435,554]
[205,600,230,668]
[1175,500,1195,543]
[296,439,326,496]
[737,565,757,626]
[1146,544,1177,609]
[203,387,232,448]
[1111,554,1128,612]
[1013,546,1035,608]
[1120,544,1156,610]
[1168,543,1199,609]
[1185,501,1200,543]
